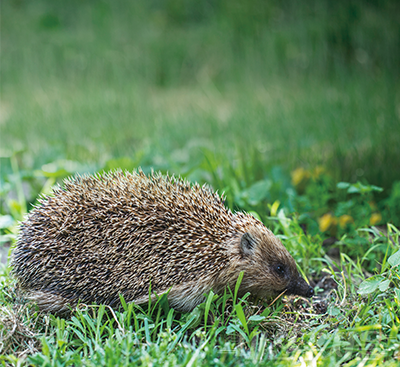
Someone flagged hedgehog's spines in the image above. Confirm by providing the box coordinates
[12,168,310,314]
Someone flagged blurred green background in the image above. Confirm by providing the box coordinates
[1,0,400,205]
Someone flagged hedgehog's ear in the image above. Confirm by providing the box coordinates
[240,233,257,257]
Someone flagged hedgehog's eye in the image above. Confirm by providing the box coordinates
[274,264,286,277]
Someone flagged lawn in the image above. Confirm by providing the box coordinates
[1,0,400,365]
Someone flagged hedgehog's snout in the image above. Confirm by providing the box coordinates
[286,276,314,298]
[306,286,314,297]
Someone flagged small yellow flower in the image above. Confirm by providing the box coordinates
[319,213,335,232]
[291,167,310,186]
[339,214,354,228]
[369,213,382,226]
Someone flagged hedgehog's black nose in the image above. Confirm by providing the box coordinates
[286,279,315,298]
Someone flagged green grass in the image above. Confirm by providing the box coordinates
[1,0,400,189]
[1,0,400,365]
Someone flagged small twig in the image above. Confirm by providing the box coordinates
[268,290,286,307]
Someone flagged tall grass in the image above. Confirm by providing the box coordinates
[1,0,399,190]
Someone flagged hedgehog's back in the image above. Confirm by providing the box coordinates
[12,170,234,311]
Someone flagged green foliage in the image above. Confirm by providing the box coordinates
[293,170,387,232]
[359,227,400,298]
[382,182,400,227]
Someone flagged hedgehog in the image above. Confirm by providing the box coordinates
[12,170,313,314]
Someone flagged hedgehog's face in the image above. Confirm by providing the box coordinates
[234,228,314,299]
